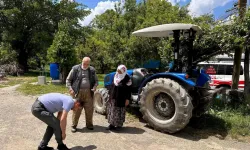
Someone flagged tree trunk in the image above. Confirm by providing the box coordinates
[244,30,250,103]
[100,63,105,74]
[239,0,247,19]
[18,48,29,72]
[61,68,68,84]
[101,68,105,74]
[232,49,243,89]
[232,0,247,89]
[244,45,250,103]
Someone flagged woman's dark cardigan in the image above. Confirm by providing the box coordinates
[109,74,132,107]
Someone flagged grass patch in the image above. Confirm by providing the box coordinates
[97,74,105,81]
[189,99,250,142]
[22,70,50,77]
[0,76,39,88]
[97,74,105,88]
[14,73,105,95]
[17,83,68,95]
[209,106,250,139]
[97,85,104,89]
[125,107,142,123]
[17,82,104,95]
[0,84,7,88]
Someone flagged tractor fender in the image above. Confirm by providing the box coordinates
[138,73,195,99]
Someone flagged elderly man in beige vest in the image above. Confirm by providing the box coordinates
[66,57,98,132]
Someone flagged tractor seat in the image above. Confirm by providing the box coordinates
[131,68,149,93]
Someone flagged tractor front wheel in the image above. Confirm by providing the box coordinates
[94,88,109,115]
[140,78,193,133]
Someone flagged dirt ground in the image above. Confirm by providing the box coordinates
[0,85,250,150]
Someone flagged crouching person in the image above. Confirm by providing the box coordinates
[31,93,82,150]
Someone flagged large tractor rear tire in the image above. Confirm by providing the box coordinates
[94,88,109,115]
[140,78,193,133]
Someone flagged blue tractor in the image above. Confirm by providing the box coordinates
[94,23,224,133]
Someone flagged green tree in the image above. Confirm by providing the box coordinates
[85,0,232,73]
[231,0,247,89]
[47,20,78,82]
[0,0,89,71]
[76,30,115,73]
[0,0,55,70]
[0,42,16,64]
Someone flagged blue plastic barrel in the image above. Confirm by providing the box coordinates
[50,63,59,80]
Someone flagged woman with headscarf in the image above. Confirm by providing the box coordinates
[107,64,132,130]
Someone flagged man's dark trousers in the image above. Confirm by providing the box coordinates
[31,99,63,147]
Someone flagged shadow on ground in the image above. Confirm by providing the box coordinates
[71,145,97,150]
[172,114,230,141]
[111,126,145,134]
[126,107,146,123]
[77,125,110,133]
[127,107,230,141]
[77,124,145,134]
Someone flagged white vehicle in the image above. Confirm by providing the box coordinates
[198,61,245,90]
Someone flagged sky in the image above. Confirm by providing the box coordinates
[75,0,249,26]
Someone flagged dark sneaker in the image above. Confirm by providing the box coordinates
[116,126,122,130]
[106,124,116,130]
[87,126,94,130]
[71,126,77,133]
[38,146,54,150]
[57,144,70,150]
